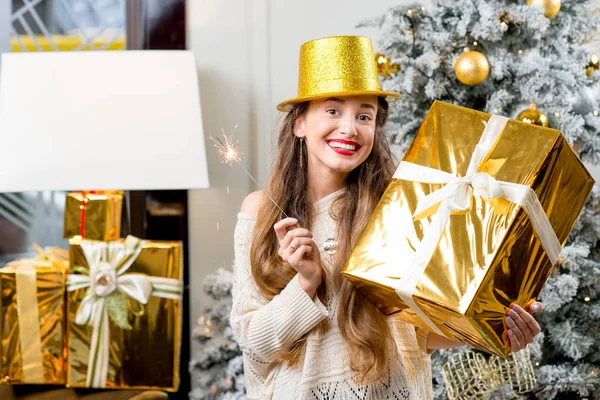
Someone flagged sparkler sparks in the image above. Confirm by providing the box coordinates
[211,130,242,165]
[209,130,289,218]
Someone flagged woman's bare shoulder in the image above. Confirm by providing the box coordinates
[240,191,263,214]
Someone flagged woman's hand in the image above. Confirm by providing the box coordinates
[505,301,544,352]
[274,218,322,298]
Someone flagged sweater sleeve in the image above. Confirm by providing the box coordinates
[229,213,329,373]
[415,326,434,355]
[388,314,434,357]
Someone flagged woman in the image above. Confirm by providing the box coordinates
[230,36,543,399]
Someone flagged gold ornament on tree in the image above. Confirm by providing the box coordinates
[196,315,213,337]
[374,52,399,77]
[442,348,537,400]
[517,104,549,127]
[526,0,561,18]
[586,53,599,77]
[454,48,490,86]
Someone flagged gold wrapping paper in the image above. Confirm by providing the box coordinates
[342,101,595,357]
[67,238,182,391]
[63,191,123,241]
[0,247,69,384]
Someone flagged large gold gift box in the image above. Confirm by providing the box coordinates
[63,191,123,241]
[67,236,183,390]
[0,247,69,384]
[343,101,595,357]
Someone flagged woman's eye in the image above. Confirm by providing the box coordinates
[326,109,339,115]
[358,114,373,121]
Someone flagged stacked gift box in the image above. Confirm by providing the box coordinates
[0,245,68,384]
[0,191,184,391]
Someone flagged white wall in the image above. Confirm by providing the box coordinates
[187,0,254,330]
[186,0,414,335]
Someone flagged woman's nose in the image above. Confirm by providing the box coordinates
[339,114,357,136]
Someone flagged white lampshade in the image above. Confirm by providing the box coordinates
[0,50,209,192]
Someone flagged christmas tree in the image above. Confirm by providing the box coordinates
[367,0,600,398]
[189,268,246,400]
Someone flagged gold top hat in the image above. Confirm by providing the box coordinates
[277,36,401,112]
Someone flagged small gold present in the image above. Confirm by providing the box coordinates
[0,246,69,384]
[342,101,595,357]
[63,191,123,241]
[67,236,183,390]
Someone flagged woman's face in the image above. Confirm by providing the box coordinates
[294,95,378,175]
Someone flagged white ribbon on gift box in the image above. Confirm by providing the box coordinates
[392,115,562,336]
[67,235,183,388]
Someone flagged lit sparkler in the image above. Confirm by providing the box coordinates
[210,130,289,218]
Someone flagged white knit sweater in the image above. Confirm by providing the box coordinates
[230,189,434,400]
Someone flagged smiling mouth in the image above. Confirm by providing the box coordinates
[326,140,361,153]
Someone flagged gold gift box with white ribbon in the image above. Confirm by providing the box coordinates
[0,246,69,384]
[67,236,183,390]
[342,101,595,357]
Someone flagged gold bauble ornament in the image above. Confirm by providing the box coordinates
[517,104,549,127]
[526,0,561,18]
[454,50,490,86]
[586,53,599,77]
[374,52,399,77]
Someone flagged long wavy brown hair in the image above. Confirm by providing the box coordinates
[250,97,397,383]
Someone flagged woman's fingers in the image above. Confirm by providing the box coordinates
[506,314,528,345]
[279,237,313,259]
[288,245,312,265]
[288,237,313,252]
[279,228,313,252]
[273,218,299,241]
[512,304,541,336]
[505,303,544,352]
[507,308,535,344]
[508,329,522,352]
[526,301,544,314]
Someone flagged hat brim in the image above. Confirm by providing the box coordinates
[276,90,402,112]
